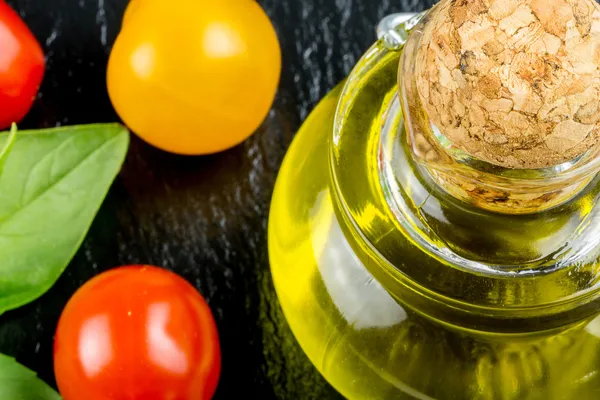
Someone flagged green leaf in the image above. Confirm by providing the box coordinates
[0,123,129,314]
[0,354,61,399]
[0,123,18,174]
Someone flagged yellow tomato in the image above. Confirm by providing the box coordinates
[107,0,282,155]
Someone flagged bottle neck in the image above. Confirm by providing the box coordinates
[331,14,600,334]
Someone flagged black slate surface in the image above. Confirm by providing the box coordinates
[0,0,436,398]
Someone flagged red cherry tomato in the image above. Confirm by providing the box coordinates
[54,265,221,400]
[0,0,44,129]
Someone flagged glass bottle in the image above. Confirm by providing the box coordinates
[268,9,600,400]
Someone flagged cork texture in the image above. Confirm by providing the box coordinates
[415,0,600,169]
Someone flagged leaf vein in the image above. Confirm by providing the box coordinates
[0,133,122,229]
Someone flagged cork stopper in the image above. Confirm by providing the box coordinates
[415,0,600,169]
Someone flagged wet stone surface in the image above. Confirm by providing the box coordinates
[0,0,435,398]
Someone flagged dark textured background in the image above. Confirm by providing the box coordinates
[0,0,436,398]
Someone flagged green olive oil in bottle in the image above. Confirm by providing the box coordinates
[269,3,600,399]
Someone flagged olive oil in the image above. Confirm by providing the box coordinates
[268,42,600,398]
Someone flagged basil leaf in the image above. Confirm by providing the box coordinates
[0,353,61,399]
[0,123,129,313]
[0,123,18,174]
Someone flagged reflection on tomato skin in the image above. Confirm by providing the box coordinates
[54,265,221,400]
[78,314,113,379]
